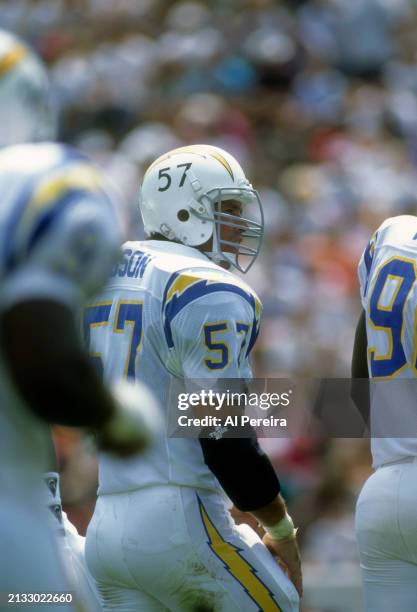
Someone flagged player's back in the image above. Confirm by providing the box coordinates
[86,239,259,496]
[359,215,417,466]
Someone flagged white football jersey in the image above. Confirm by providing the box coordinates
[86,240,261,495]
[0,142,123,488]
[358,215,417,467]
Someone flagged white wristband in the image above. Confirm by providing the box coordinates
[264,512,297,541]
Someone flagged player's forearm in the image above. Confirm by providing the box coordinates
[351,309,369,378]
[200,435,281,511]
[351,309,370,428]
[6,347,115,427]
[39,351,115,426]
[252,494,299,547]
[250,494,287,526]
[1,299,115,428]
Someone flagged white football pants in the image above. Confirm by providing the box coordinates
[85,485,299,611]
[356,458,417,611]
[43,472,102,611]
[0,487,74,612]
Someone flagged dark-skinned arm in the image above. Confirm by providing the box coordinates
[1,299,114,427]
[1,299,161,457]
[351,309,370,429]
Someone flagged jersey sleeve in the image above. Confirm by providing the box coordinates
[164,274,261,380]
[1,182,122,312]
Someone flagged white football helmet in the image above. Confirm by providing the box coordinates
[0,29,56,147]
[140,144,264,273]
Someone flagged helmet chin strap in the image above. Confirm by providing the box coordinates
[201,209,233,269]
[191,196,243,272]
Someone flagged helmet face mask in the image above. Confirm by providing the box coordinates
[191,187,264,274]
[140,145,264,273]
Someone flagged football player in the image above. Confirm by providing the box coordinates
[353,215,417,611]
[85,145,302,611]
[0,30,160,608]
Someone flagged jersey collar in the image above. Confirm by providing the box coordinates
[145,240,212,262]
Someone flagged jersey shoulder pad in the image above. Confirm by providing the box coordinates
[373,215,417,251]
[358,215,417,303]
[2,143,120,274]
[162,267,261,349]
[163,266,261,316]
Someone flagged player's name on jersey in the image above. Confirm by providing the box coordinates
[110,248,153,279]
[177,415,287,428]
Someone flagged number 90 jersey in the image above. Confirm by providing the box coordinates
[0,142,124,484]
[85,240,261,495]
[358,215,417,467]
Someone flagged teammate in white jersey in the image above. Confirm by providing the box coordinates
[0,30,159,609]
[353,215,417,611]
[85,144,301,611]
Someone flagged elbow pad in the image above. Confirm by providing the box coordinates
[199,435,280,512]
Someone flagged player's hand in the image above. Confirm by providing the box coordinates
[262,532,303,598]
[97,379,162,457]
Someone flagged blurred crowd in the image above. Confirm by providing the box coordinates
[5,0,417,606]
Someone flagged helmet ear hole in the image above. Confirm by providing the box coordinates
[177,209,190,222]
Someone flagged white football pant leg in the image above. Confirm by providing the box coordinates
[0,490,74,612]
[356,459,417,612]
[85,485,299,612]
[62,513,102,612]
[43,472,102,611]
